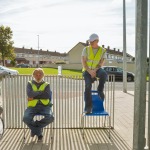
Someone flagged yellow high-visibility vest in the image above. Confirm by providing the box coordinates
[27,81,50,107]
[82,45,106,72]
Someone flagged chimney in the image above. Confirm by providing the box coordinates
[107,46,110,50]
[118,49,120,52]
[114,48,116,51]
[86,40,89,46]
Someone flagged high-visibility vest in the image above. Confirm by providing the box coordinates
[82,45,106,72]
[27,81,50,107]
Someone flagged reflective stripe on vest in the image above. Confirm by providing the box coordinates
[82,45,106,72]
[27,81,50,107]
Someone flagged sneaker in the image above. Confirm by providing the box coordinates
[38,135,43,141]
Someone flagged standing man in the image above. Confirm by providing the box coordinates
[23,68,54,141]
[81,33,107,114]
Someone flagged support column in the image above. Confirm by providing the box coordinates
[148,0,150,148]
[133,0,148,150]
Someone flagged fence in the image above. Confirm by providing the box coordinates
[1,75,115,129]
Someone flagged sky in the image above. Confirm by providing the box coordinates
[0,0,137,56]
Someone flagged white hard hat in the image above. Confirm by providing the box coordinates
[89,33,99,42]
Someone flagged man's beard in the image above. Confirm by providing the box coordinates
[33,78,43,83]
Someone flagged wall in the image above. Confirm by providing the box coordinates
[47,60,135,73]
[48,64,82,71]
[68,43,85,64]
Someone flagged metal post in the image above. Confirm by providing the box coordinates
[37,35,39,68]
[133,0,148,150]
[148,0,150,148]
[123,0,127,93]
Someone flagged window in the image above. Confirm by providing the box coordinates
[105,67,113,72]
[113,68,117,72]
[117,68,123,72]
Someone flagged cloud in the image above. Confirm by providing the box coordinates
[0,0,136,56]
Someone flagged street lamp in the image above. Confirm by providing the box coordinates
[123,0,127,93]
[37,35,39,67]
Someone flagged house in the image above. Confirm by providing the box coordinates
[14,47,67,67]
[67,42,135,73]
[4,42,135,73]
[68,42,134,64]
[68,42,88,64]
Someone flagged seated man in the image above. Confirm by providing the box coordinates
[23,68,54,141]
[81,33,107,114]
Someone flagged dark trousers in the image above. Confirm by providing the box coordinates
[23,104,54,136]
[83,68,107,111]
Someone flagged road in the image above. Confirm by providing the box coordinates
[114,81,149,91]
[115,82,135,91]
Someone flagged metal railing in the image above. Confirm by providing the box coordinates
[1,75,115,129]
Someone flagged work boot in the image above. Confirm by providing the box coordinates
[38,135,43,141]
[85,108,92,114]
[31,132,35,137]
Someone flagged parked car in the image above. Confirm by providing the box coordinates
[102,66,135,82]
[0,66,19,76]
[16,64,30,68]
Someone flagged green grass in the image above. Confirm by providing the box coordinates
[11,67,82,76]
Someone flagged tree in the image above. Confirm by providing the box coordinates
[0,25,15,66]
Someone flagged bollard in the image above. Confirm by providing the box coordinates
[58,65,62,76]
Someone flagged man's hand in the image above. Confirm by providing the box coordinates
[87,69,96,78]
[28,97,33,101]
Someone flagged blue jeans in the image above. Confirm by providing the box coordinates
[83,68,107,111]
[23,104,54,136]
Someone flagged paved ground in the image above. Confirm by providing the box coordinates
[114,91,134,148]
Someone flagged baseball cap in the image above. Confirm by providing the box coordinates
[89,33,99,42]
